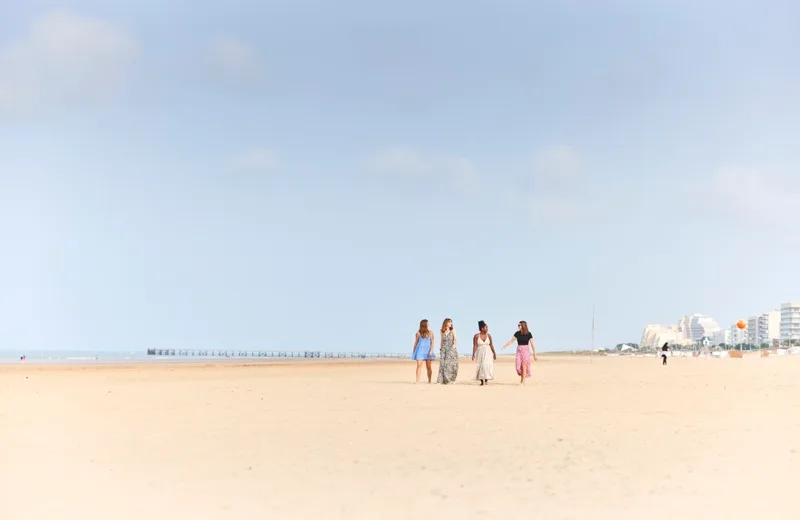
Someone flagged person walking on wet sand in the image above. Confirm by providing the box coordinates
[436,318,459,384]
[661,342,669,366]
[501,321,537,385]
[412,319,435,383]
[472,320,495,385]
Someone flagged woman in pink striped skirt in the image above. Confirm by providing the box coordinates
[501,321,538,385]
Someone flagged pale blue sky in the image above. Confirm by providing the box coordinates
[1,1,799,353]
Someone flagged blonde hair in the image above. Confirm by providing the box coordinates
[440,318,452,334]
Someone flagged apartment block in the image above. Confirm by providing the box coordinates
[781,302,800,343]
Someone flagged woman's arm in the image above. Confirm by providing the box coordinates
[429,333,435,355]
[472,334,478,360]
[453,329,458,350]
[530,338,538,361]
[489,333,497,359]
[501,336,516,349]
[412,333,419,354]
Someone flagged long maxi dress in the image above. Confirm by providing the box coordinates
[437,331,459,384]
[474,334,495,381]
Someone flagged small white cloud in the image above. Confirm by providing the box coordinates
[708,166,800,222]
[527,145,604,223]
[209,36,266,83]
[366,146,429,175]
[434,155,478,188]
[366,146,478,189]
[531,197,590,220]
[529,195,612,224]
[232,148,278,171]
[0,10,139,117]
[677,166,800,247]
[532,145,583,188]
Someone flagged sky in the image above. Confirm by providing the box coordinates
[1,0,799,353]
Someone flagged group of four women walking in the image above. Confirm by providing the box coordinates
[412,319,538,385]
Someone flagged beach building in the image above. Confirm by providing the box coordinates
[677,314,721,342]
[746,316,759,345]
[712,328,730,346]
[780,302,800,343]
[745,311,780,346]
[640,313,721,349]
[639,324,684,349]
[729,324,746,346]
[759,310,781,345]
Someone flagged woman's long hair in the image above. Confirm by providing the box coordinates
[440,318,452,334]
[519,321,530,335]
[419,319,430,338]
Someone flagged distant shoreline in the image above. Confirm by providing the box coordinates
[7,349,739,367]
[0,352,565,368]
[0,350,532,366]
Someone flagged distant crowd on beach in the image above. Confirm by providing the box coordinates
[412,319,538,385]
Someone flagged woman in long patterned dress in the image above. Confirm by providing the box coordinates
[472,320,496,385]
[437,318,459,384]
[411,319,435,384]
[501,320,538,385]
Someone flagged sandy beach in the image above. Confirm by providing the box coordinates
[2,354,800,519]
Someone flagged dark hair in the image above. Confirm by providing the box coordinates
[519,321,530,335]
[478,320,486,330]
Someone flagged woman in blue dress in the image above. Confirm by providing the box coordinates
[412,319,435,383]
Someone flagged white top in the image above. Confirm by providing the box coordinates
[477,334,490,347]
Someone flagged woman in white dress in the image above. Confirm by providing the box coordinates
[472,320,496,385]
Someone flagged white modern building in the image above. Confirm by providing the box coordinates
[745,311,780,346]
[640,313,721,349]
[640,324,684,349]
[728,323,746,346]
[712,328,731,346]
[677,314,721,342]
[759,310,781,345]
[747,316,759,345]
[780,302,800,343]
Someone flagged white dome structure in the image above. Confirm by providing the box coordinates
[640,324,683,349]
[640,313,721,349]
[678,314,721,341]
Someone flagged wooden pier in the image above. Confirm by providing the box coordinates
[145,348,410,359]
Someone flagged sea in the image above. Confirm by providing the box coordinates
[0,350,260,365]
[0,349,415,365]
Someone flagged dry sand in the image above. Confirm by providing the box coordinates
[2,354,800,519]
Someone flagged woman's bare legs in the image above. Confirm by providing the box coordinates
[425,360,433,383]
[520,362,527,385]
[415,360,423,383]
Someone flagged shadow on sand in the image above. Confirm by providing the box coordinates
[369,380,522,386]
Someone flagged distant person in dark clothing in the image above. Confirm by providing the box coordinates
[661,342,669,365]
